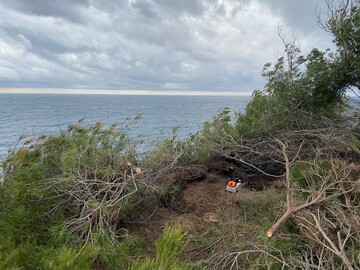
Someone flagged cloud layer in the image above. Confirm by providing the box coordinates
[0,0,333,92]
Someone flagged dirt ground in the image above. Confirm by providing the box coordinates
[124,161,279,256]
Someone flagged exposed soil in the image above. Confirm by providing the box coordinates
[123,161,277,252]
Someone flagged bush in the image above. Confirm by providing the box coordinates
[0,121,151,269]
[130,224,200,270]
[42,246,97,270]
[145,108,236,168]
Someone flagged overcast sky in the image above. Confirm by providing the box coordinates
[0,0,334,93]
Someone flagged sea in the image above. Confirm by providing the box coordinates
[0,94,251,161]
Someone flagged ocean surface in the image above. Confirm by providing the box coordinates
[0,94,251,161]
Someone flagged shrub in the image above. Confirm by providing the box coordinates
[145,108,236,168]
[130,224,200,270]
[0,121,151,269]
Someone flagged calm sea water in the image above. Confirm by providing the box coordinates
[0,94,250,161]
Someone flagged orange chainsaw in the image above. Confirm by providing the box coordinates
[226,178,247,193]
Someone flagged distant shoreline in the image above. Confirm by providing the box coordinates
[0,88,253,96]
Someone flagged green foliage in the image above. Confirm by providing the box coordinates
[0,241,37,270]
[326,0,360,95]
[235,45,348,137]
[3,121,136,185]
[291,160,338,189]
[304,49,348,110]
[145,127,195,169]
[146,108,236,168]
[94,231,141,270]
[248,233,305,270]
[0,121,145,269]
[130,224,199,270]
[235,90,284,136]
[0,232,96,270]
[348,133,360,153]
[195,108,236,159]
[154,224,187,268]
[42,246,96,270]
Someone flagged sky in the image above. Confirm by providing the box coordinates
[0,0,334,94]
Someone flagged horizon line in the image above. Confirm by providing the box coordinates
[0,88,253,96]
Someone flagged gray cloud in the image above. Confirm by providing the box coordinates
[0,0,337,92]
[258,0,324,32]
[131,0,159,20]
[153,0,204,16]
[257,0,333,50]
[4,0,92,24]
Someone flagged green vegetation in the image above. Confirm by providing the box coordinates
[130,224,200,270]
[1,1,360,269]
[0,121,152,269]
